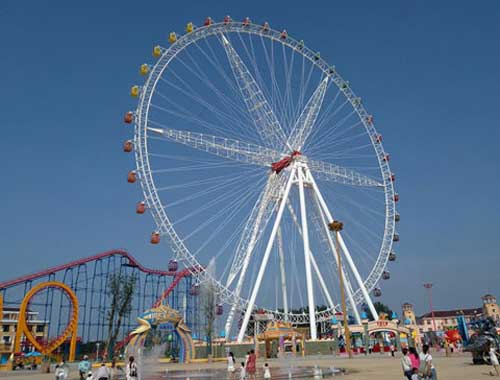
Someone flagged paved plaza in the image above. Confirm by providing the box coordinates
[0,352,494,380]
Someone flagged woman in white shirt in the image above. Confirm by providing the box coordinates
[227,352,235,372]
[419,344,437,380]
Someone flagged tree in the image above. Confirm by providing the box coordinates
[106,273,137,358]
[364,302,394,321]
[201,279,217,356]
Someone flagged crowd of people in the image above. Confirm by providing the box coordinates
[227,349,271,379]
[54,355,139,380]
[401,344,437,380]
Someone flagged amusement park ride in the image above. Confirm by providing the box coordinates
[0,16,401,367]
[123,15,400,343]
[0,250,200,365]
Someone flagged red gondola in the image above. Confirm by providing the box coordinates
[123,140,133,153]
[204,17,213,26]
[216,304,223,315]
[124,112,133,124]
[383,154,390,162]
[189,284,200,296]
[390,173,395,182]
[223,15,232,24]
[127,171,137,183]
[280,30,288,40]
[168,259,178,272]
[375,134,382,143]
[151,232,160,244]
[242,17,251,26]
[136,201,146,214]
[394,193,399,202]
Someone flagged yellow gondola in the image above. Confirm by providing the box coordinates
[140,64,149,76]
[169,32,177,44]
[186,22,194,33]
[130,86,140,97]
[153,45,162,58]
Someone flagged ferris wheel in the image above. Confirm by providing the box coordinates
[123,16,400,342]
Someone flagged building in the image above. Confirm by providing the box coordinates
[0,307,48,364]
[418,307,482,333]
[482,294,500,322]
[402,294,500,336]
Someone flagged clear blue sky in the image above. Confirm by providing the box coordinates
[1,0,499,316]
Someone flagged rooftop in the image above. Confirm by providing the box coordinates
[419,307,482,319]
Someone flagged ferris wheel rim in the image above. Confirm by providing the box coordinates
[132,20,397,321]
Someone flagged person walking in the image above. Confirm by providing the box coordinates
[419,344,437,380]
[93,362,111,380]
[263,362,271,379]
[110,359,122,380]
[401,348,413,380]
[246,349,256,379]
[408,347,420,372]
[55,361,69,380]
[489,343,500,377]
[54,365,66,380]
[126,356,138,380]
[78,355,91,380]
[239,362,246,380]
[227,352,236,373]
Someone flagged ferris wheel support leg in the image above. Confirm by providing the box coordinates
[307,168,378,321]
[286,201,335,311]
[225,178,276,339]
[277,226,289,320]
[312,192,361,324]
[309,251,335,311]
[337,234,378,320]
[297,165,317,340]
[237,166,297,343]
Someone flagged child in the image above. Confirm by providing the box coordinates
[410,368,419,380]
[490,344,500,377]
[240,361,246,380]
[54,365,66,380]
[263,362,271,379]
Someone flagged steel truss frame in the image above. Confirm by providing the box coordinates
[133,21,397,330]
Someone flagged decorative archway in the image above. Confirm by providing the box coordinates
[127,304,195,363]
[14,281,78,361]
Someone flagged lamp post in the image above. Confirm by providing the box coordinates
[96,342,100,361]
[423,283,437,332]
[329,220,352,358]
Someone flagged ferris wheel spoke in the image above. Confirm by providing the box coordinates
[308,159,383,187]
[151,92,247,140]
[259,35,285,126]
[306,167,378,321]
[310,183,362,323]
[288,76,330,151]
[184,174,266,246]
[224,174,287,336]
[237,165,297,342]
[175,48,257,139]
[219,33,290,152]
[156,72,252,139]
[147,125,280,167]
